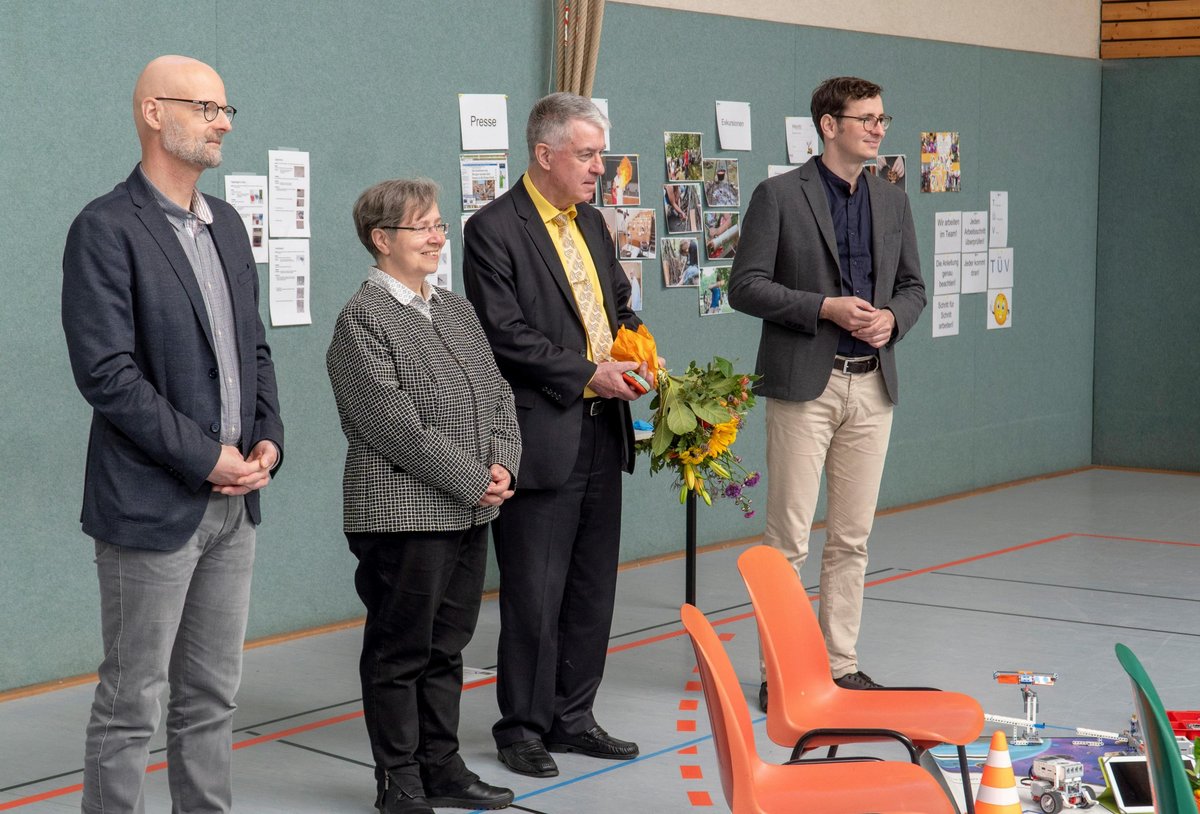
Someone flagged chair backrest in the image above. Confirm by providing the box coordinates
[681,603,762,812]
[1114,643,1199,814]
[737,545,834,694]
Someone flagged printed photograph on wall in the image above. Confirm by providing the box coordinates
[599,207,617,252]
[664,131,703,181]
[620,260,644,312]
[663,182,702,234]
[615,207,657,259]
[702,158,740,207]
[703,211,739,260]
[699,265,733,316]
[598,154,640,206]
[864,154,907,192]
[920,132,960,193]
[660,236,701,287]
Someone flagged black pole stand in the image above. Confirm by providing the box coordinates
[685,490,698,606]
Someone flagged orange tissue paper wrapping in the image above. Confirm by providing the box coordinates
[609,325,660,384]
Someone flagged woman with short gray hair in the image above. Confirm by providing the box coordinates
[327,178,520,814]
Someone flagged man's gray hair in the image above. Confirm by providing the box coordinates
[525,92,610,161]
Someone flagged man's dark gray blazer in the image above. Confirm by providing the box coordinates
[728,157,925,404]
[462,177,640,488]
[62,166,284,551]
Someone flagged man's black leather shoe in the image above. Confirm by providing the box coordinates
[545,725,639,760]
[759,681,768,712]
[427,779,514,810]
[377,786,434,814]
[498,739,559,777]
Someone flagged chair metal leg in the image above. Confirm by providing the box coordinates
[917,748,965,814]
[958,745,975,814]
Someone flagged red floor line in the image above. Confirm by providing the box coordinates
[608,610,756,655]
[232,710,364,750]
[865,533,1073,589]
[1076,533,1200,547]
[677,633,731,809]
[0,785,83,811]
[7,529,1182,810]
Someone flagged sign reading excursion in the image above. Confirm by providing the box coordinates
[715,100,752,151]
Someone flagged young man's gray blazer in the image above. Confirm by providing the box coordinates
[728,157,925,405]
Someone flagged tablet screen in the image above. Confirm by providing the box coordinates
[1102,754,1196,813]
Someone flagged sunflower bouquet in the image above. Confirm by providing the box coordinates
[610,327,760,514]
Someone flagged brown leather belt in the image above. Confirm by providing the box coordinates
[833,355,879,375]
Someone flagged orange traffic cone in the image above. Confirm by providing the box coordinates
[974,730,1021,814]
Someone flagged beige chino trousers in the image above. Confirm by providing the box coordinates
[762,366,894,678]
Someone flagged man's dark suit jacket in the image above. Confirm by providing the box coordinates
[62,166,284,551]
[462,176,640,489]
[728,158,926,405]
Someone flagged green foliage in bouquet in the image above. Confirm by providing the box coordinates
[637,357,760,516]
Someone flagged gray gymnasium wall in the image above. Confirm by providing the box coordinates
[0,1,1099,690]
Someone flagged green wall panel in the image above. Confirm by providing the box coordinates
[1095,58,1200,470]
[0,1,1099,690]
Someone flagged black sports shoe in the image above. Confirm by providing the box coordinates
[833,670,882,690]
[758,681,768,712]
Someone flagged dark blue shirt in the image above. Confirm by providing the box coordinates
[816,157,875,357]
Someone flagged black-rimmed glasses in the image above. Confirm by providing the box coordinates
[155,97,237,123]
[379,223,450,236]
[833,114,893,132]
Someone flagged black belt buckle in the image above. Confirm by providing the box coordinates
[587,399,607,416]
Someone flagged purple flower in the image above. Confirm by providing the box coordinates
[724,483,742,499]
[743,510,756,519]
[743,472,761,488]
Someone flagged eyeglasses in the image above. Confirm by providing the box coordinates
[833,113,893,132]
[155,97,237,123]
[379,223,450,236]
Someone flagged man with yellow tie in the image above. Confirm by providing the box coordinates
[463,92,651,779]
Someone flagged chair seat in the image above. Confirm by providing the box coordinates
[681,602,959,814]
[753,759,957,814]
[769,686,984,752]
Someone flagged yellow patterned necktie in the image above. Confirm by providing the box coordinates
[554,213,613,360]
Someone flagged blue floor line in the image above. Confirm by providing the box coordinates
[470,716,769,813]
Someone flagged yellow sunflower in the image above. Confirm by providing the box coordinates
[707,420,738,456]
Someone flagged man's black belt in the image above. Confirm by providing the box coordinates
[833,355,879,375]
[584,397,608,416]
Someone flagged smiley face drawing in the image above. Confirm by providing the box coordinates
[992,292,1009,325]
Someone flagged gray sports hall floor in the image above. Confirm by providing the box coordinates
[3,468,1198,812]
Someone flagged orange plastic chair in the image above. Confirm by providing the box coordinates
[681,603,957,814]
[737,545,984,812]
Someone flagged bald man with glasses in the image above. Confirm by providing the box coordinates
[63,55,283,813]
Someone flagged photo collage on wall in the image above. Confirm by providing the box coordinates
[659,131,739,315]
[596,150,652,314]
